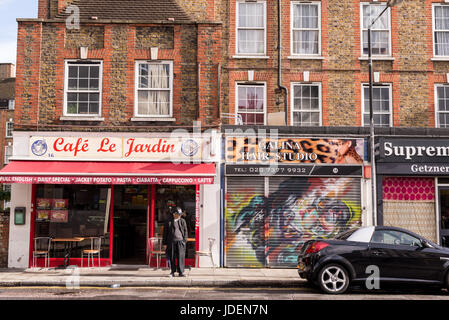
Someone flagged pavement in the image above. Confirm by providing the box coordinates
[0,266,305,288]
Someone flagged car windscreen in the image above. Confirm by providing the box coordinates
[334,228,357,240]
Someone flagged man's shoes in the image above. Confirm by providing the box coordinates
[178,273,186,277]
[168,273,175,278]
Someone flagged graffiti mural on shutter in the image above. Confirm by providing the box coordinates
[225,176,362,268]
[225,177,265,267]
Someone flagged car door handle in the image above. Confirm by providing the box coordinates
[371,250,383,256]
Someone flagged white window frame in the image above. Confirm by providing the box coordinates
[8,100,14,110]
[63,60,103,117]
[361,83,393,127]
[290,82,322,126]
[4,145,12,164]
[290,1,321,57]
[435,84,449,128]
[5,121,13,138]
[235,0,267,57]
[360,2,392,57]
[433,4,449,58]
[235,82,267,125]
[134,60,174,118]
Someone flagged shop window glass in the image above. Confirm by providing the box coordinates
[34,185,111,259]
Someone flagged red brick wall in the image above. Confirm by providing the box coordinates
[215,0,449,127]
[14,20,220,131]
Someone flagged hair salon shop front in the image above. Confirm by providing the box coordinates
[1,132,220,269]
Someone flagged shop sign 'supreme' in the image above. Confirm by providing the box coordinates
[378,137,449,175]
[29,136,204,161]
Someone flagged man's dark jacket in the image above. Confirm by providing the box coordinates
[163,217,188,246]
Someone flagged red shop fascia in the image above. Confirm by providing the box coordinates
[1,133,219,268]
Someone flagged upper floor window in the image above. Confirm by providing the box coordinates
[4,145,12,164]
[135,61,173,117]
[291,2,321,55]
[64,61,102,116]
[436,84,449,128]
[434,4,449,57]
[361,3,391,56]
[291,83,321,126]
[6,121,13,138]
[236,0,266,55]
[8,99,14,110]
[362,84,392,127]
[236,83,266,125]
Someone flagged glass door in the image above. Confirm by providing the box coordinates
[439,188,449,247]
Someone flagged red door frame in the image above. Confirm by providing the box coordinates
[30,183,200,268]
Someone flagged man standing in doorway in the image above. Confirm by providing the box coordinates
[163,207,188,277]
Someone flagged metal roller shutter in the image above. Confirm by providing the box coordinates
[266,177,362,267]
[225,177,265,267]
[224,176,362,268]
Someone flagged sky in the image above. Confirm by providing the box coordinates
[0,0,38,66]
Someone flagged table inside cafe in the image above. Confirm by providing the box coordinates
[52,237,85,268]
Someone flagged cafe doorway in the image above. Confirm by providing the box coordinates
[154,185,197,266]
[113,185,149,265]
[112,184,198,266]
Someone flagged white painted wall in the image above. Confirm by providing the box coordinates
[8,183,32,268]
[198,183,221,267]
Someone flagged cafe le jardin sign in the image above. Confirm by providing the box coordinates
[28,136,204,161]
[225,136,365,177]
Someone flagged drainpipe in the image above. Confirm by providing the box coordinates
[278,0,289,126]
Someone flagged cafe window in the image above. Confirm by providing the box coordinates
[34,185,111,259]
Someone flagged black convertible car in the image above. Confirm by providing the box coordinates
[297,226,449,294]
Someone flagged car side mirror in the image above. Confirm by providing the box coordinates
[421,239,433,248]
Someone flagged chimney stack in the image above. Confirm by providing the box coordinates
[0,64,15,79]
[38,0,75,19]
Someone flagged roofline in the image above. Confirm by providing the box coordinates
[16,18,222,25]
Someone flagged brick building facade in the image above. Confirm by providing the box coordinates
[14,0,221,132]
[6,0,449,269]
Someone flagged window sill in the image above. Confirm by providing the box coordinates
[358,56,395,61]
[130,117,176,122]
[288,55,324,60]
[232,55,270,59]
[431,57,449,61]
[60,116,104,121]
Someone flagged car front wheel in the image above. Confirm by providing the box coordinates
[318,264,350,294]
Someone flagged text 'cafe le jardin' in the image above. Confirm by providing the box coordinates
[1,133,218,268]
